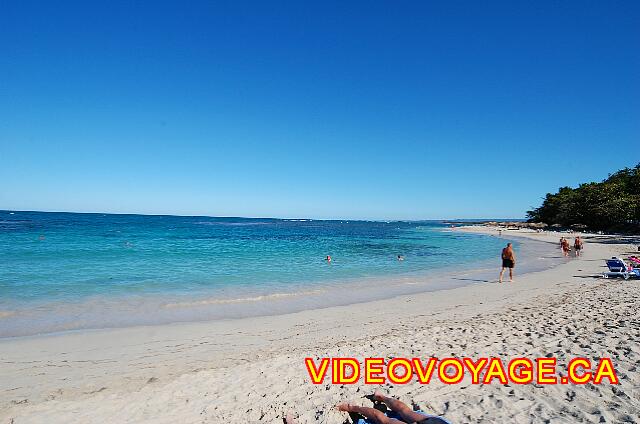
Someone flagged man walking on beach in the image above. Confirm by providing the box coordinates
[574,236,584,257]
[499,243,516,283]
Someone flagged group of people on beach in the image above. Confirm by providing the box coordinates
[499,235,585,283]
[560,236,583,257]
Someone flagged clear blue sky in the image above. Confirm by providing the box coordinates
[1,1,638,220]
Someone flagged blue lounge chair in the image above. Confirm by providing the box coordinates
[603,257,640,280]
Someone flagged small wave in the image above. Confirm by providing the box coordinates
[193,221,272,226]
[163,289,325,308]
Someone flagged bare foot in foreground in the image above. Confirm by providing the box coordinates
[336,402,353,413]
[373,390,387,402]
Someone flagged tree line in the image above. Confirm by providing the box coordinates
[527,163,640,233]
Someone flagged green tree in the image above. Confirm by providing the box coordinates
[527,163,640,233]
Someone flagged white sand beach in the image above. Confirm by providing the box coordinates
[1,228,639,423]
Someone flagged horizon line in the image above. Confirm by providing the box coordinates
[0,208,526,223]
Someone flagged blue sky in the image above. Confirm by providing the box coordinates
[1,1,638,220]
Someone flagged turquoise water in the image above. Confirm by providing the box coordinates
[0,211,559,337]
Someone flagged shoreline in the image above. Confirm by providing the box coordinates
[0,230,558,339]
[1,227,638,423]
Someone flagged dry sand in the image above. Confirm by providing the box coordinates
[1,228,639,423]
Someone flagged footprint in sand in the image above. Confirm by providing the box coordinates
[565,390,576,402]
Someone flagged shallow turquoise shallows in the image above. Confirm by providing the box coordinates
[0,211,558,337]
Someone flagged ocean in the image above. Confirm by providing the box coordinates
[0,211,560,337]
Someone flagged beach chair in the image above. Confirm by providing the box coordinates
[603,257,640,280]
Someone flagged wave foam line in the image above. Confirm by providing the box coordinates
[163,289,326,308]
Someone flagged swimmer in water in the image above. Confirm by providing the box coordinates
[397,255,405,261]
[325,255,332,263]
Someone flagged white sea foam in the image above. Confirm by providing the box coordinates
[162,289,326,308]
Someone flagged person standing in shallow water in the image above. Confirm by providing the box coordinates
[499,243,516,283]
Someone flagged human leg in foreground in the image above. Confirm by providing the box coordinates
[338,390,438,424]
[337,402,405,424]
[373,390,432,423]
